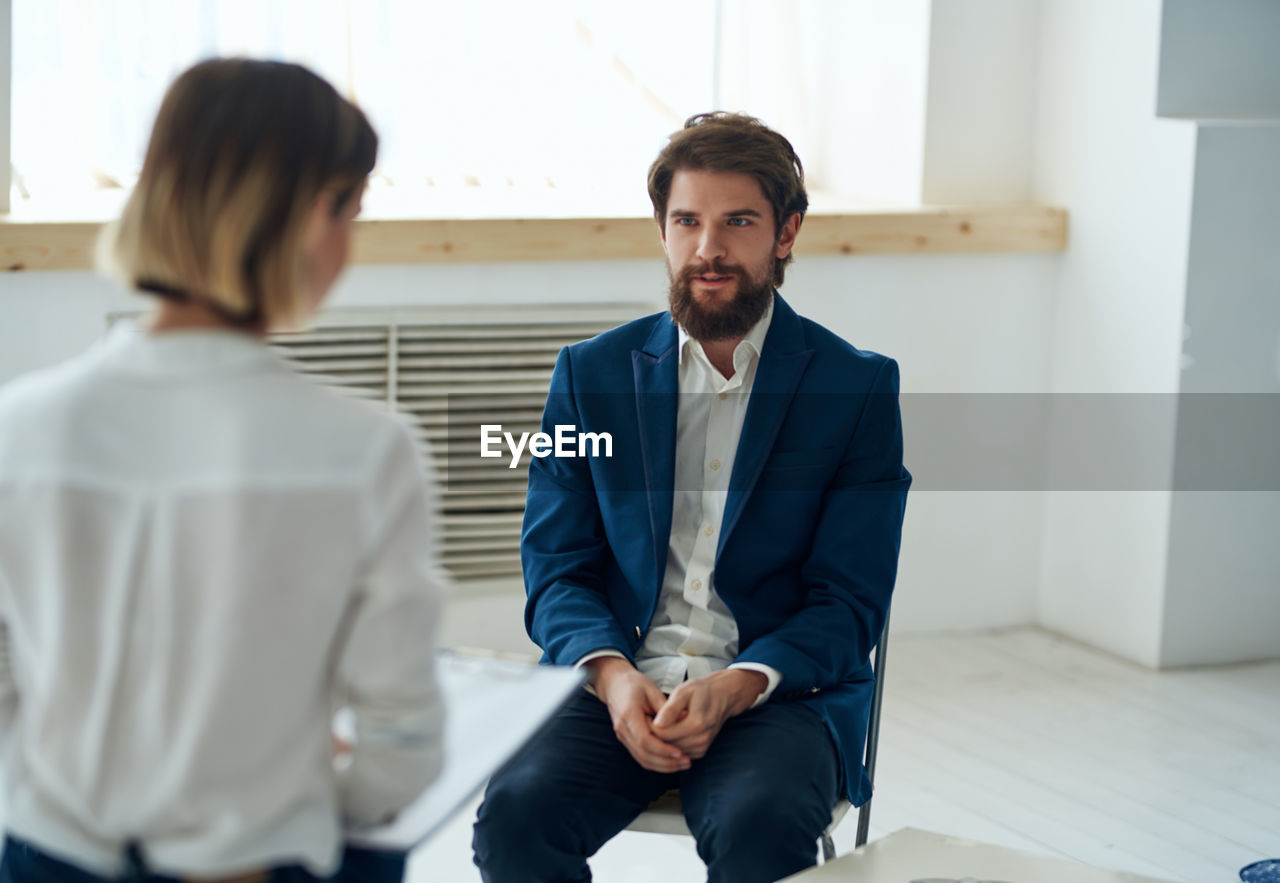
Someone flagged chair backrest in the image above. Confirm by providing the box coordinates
[854,607,891,848]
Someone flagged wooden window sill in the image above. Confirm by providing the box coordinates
[0,205,1066,272]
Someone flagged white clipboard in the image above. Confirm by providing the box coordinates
[344,652,582,850]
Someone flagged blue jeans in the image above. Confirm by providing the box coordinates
[472,689,840,883]
[0,836,405,883]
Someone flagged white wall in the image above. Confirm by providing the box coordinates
[0,249,1057,642]
[922,0,1039,204]
[790,253,1056,634]
[1031,0,1197,667]
[1028,0,1280,669]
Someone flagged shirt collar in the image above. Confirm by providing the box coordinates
[677,293,775,369]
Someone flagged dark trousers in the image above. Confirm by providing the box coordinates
[472,689,840,883]
[0,836,405,883]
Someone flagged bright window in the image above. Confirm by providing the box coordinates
[11,0,717,216]
[8,0,933,217]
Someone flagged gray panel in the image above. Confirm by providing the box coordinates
[1179,125,1280,394]
[1158,0,1280,119]
[1161,492,1280,666]
[1163,123,1280,666]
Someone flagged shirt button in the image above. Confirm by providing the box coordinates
[703,525,714,536]
[717,392,727,400]
[691,579,703,590]
[709,459,721,471]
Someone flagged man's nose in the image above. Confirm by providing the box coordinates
[696,227,726,263]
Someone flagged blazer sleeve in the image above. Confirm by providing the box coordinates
[522,347,633,665]
[733,357,910,694]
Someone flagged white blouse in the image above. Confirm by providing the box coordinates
[0,324,446,878]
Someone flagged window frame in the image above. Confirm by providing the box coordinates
[1,0,11,215]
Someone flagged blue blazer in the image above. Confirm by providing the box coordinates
[521,294,910,804]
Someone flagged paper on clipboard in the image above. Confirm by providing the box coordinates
[344,652,581,851]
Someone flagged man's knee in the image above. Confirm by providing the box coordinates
[474,755,616,881]
[686,783,829,882]
[698,788,822,846]
[473,762,567,852]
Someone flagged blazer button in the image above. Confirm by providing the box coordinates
[635,626,643,639]
[809,687,821,694]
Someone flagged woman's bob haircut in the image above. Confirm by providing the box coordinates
[99,58,377,328]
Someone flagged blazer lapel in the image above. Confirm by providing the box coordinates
[632,315,679,593]
[718,295,814,557]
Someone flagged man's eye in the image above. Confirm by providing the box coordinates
[677,217,697,226]
[728,217,750,226]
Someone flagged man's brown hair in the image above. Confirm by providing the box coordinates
[647,112,808,286]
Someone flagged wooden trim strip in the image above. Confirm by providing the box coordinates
[1,206,1066,272]
[1,221,102,272]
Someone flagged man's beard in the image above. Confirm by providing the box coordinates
[668,260,774,342]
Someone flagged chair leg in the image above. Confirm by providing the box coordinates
[855,795,872,848]
[820,832,836,863]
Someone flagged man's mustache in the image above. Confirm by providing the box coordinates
[677,261,748,283]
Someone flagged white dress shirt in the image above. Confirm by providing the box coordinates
[580,298,783,705]
[0,324,446,878]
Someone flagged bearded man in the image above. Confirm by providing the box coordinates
[472,113,911,883]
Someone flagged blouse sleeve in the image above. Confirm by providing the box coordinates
[333,427,448,828]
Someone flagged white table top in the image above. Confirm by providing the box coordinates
[783,827,1176,882]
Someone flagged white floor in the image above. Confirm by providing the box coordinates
[409,626,1280,882]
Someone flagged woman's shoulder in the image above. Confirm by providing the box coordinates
[0,350,100,425]
[256,371,426,473]
[270,371,413,440]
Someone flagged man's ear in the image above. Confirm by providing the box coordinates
[775,212,802,259]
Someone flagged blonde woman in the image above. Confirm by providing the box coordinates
[0,59,444,882]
